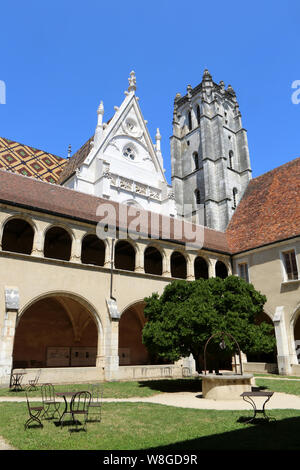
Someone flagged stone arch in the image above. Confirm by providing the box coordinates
[14,291,102,369]
[144,244,163,275]
[81,233,105,266]
[215,260,228,279]
[171,250,187,279]
[194,256,209,279]
[114,239,136,271]
[1,215,35,255]
[1,212,38,233]
[119,300,149,365]
[44,225,73,261]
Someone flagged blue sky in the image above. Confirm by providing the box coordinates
[0,0,299,182]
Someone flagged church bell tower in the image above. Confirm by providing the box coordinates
[170,69,252,232]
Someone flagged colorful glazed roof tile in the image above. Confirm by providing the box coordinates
[0,137,68,183]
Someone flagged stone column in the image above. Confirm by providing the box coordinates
[104,299,121,381]
[208,258,217,278]
[273,306,292,375]
[0,288,19,386]
[31,228,44,257]
[105,320,120,380]
[162,249,171,277]
[186,253,196,280]
[135,244,144,273]
[104,238,113,268]
[226,259,232,276]
[70,232,82,263]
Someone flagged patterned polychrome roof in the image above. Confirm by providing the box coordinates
[0,137,67,183]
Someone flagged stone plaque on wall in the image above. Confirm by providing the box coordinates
[5,288,19,310]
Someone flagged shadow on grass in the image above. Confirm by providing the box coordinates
[145,415,300,451]
[138,378,202,393]
[137,378,270,395]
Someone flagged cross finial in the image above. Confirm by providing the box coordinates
[128,70,137,92]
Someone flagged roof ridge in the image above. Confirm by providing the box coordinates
[0,136,66,161]
[251,156,300,182]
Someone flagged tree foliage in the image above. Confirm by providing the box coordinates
[142,276,276,372]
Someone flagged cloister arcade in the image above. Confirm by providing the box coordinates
[0,212,232,383]
[0,216,229,280]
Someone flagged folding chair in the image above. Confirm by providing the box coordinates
[24,391,43,430]
[87,384,103,422]
[26,369,41,391]
[41,383,61,420]
[68,391,91,433]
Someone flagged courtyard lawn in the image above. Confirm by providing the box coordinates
[0,378,202,399]
[255,378,300,396]
[0,402,300,450]
[1,377,300,450]
[2,375,300,399]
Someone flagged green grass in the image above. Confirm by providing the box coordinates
[0,378,201,399]
[1,377,300,450]
[254,373,300,380]
[1,402,300,450]
[255,378,300,396]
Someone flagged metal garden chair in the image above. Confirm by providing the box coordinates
[41,383,61,420]
[87,384,103,422]
[24,391,43,430]
[67,391,91,432]
[26,369,41,391]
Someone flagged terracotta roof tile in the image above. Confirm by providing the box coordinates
[57,137,93,184]
[226,157,300,253]
[0,169,230,253]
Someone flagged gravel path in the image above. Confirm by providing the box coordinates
[0,436,16,450]
[2,390,300,409]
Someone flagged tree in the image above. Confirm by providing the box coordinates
[142,276,276,373]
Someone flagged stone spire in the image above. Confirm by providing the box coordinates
[94,100,104,146]
[128,70,137,92]
[155,128,161,153]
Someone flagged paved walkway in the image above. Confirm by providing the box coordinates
[2,390,300,410]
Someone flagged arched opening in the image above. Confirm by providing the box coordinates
[215,260,228,279]
[44,226,72,261]
[114,240,135,271]
[171,251,187,279]
[196,105,201,125]
[144,246,162,276]
[13,295,98,368]
[195,189,201,206]
[2,218,34,255]
[188,111,192,131]
[193,152,199,170]
[194,256,209,279]
[81,234,105,266]
[232,187,238,209]
[119,302,149,365]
